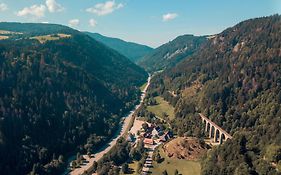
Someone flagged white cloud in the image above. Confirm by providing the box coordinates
[0,3,8,12]
[68,19,79,27]
[16,1,63,19]
[17,5,46,18]
[46,0,64,13]
[162,13,178,22]
[86,0,124,16]
[89,19,97,27]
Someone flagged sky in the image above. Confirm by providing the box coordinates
[0,0,280,47]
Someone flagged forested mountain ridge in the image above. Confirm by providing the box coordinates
[0,22,75,36]
[138,34,207,73]
[0,23,147,175]
[148,15,281,174]
[85,32,153,62]
[0,22,148,104]
[40,33,148,103]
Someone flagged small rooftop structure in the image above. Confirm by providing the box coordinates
[143,138,154,145]
[160,131,173,142]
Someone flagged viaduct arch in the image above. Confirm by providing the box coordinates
[199,113,232,144]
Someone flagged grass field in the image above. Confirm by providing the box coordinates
[147,96,175,120]
[150,146,201,175]
[0,30,22,35]
[140,82,148,92]
[31,33,71,43]
[0,36,9,40]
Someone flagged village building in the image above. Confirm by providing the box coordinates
[143,138,154,145]
[160,131,173,142]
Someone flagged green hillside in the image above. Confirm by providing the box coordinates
[0,22,147,175]
[85,32,153,62]
[138,34,207,73]
[148,15,281,175]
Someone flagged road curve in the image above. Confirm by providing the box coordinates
[69,75,151,175]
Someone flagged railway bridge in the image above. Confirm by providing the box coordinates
[199,113,232,144]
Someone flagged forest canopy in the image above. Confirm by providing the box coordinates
[147,15,281,175]
[0,23,147,175]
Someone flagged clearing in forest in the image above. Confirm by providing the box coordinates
[147,96,175,120]
[31,33,71,43]
[150,140,202,175]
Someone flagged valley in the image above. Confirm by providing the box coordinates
[68,75,151,175]
[0,2,280,175]
[98,14,281,175]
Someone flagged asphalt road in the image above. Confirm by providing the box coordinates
[69,75,151,175]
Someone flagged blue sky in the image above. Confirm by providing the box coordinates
[0,0,280,47]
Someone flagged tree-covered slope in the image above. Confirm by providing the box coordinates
[138,34,207,73]
[0,23,147,175]
[0,22,74,36]
[85,32,153,62]
[148,15,281,174]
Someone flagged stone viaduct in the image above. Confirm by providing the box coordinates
[199,113,232,144]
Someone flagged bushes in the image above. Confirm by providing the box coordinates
[265,145,281,163]
[97,138,130,174]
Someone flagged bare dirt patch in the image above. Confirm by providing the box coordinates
[182,80,203,98]
[0,36,9,40]
[129,119,146,136]
[163,137,208,161]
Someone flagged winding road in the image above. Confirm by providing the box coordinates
[69,75,151,175]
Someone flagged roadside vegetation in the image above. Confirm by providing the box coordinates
[91,137,147,175]
[119,161,138,175]
[140,82,148,92]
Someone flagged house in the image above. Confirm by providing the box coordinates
[152,125,164,136]
[151,128,158,137]
[160,131,173,142]
[155,126,161,132]
[143,138,154,145]
[142,132,152,138]
[147,125,154,133]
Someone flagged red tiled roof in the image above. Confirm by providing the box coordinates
[143,138,154,145]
